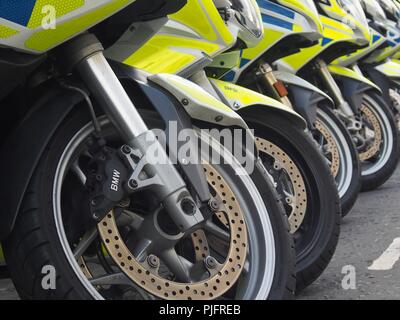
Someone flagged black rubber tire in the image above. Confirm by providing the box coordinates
[141,110,296,300]
[241,110,341,292]
[317,104,362,217]
[359,92,400,191]
[3,109,296,300]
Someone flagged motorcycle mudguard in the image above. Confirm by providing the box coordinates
[363,60,400,109]
[209,79,307,129]
[148,74,250,130]
[274,71,334,128]
[374,60,400,80]
[328,64,382,113]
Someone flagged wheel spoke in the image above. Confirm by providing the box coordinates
[73,228,98,260]
[90,272,153,299]
[71,160,87,185]
[131,239,152,262]
[204,220,230,243]
[160,249,193,283]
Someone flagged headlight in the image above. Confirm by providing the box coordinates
[338,0,369,30]
[230,0,263,38]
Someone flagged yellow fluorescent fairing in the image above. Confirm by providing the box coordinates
[241,29,286,63]
[328,64,382,92]
[210,79,307,128]
[149,74,250,129]
[279,0,323,34]
[394,51,400,60]
[335,28,387,67]
[318,0,370,41]
[122,0,235,75]
[0,0,136,53]
[279,15,357,72]
[374,60,400,79]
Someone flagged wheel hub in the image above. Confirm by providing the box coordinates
[97,163,248,300]
[256,137,307,233]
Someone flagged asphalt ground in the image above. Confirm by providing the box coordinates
[0,166,399,300]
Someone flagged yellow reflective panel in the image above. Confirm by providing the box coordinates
[170,0,234,46]
[0,25,19,38]
[279,0,323,34]
[124,35,221,74]
[25,0,133,52]
[376,60,400,78]
[27,0,85,28]
[328,64,381,92]
[242,29,285,61]
[213,79,286,109]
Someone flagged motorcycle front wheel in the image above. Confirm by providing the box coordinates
[314,104,362,217]
[356,92,399,191]
[241,110,341,292]
[4,108,294,300]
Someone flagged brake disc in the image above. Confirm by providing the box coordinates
[78,256,93,279]
[359,104,382,162]
[97,163,248,300]
[256,137,307,233]
[315,120,340,178]
[389,89,400,131]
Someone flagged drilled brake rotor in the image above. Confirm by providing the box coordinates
[256,137,307,233]
[97,163,248,300]
[359,104,382,162]
[315,120,340,178]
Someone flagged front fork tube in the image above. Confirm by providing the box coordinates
[257,63,293,109]
[315,59,362,132]
[78,51,205,232]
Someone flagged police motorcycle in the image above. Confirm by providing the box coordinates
[206,0,362,220]
[272,0,399,192]
[0,0,295,300]
[119,0,341,292]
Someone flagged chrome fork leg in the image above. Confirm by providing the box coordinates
[316,59,362,132]
[316,59,355,118]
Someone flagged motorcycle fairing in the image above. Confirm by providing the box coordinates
[373,59,400,79]
[329,64,382,113]
[328,64,381,92]
[336,28,388,67]
[209,79,307,129]
[0,0,136,53]
[114,0,235,77]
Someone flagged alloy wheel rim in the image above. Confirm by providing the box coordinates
[256,137,307,234]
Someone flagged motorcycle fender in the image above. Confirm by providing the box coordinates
[274,71,334,127]
[149,73,250,130]
[362,62,400,113]
[0,87,84,240]
[328,64,382,113]
[374,60,400,80]
[209,79,307,130]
